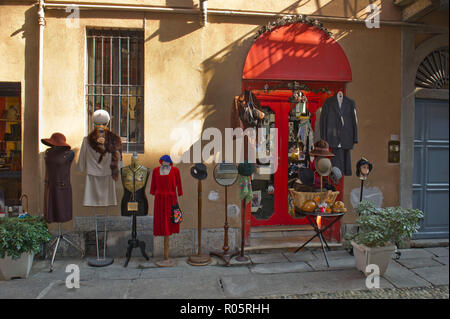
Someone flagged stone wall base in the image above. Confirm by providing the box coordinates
[44,216,241,258]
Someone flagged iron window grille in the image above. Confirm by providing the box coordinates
[86,29,144,153]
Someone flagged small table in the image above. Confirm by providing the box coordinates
[294,210,345,267]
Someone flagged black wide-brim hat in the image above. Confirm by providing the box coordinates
[238,161,255,177]
[191,163,208,180]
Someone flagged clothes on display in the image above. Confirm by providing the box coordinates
[78,125,123,206]
[42,133,74,223]
[297,117,314,154]
[319,93,358,176]
[150,155,183,237]
[120,161,149,217]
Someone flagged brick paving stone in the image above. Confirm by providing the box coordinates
[250,262,314,274]
[261,285,449,299]
[382,261,431,288]
[433,256,449,265]
[425,247,449,257]
[412,265,449,286]
[283,250,317,262]
[248,252,289,264]
[397,257,443,269]
[311,249,353,260]
[398,248,434,259]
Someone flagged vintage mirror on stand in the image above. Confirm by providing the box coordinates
[210,163,239,266]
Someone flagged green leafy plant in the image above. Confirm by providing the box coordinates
[0,216,51,260]
[346,201,424,248]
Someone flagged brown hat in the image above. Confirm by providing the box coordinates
[310,140,335,157]
[41,132,71,148]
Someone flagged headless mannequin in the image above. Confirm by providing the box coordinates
[156,160,176,267]
[121,153,150,267]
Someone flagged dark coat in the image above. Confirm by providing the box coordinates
[44,148,74,223]
[320,94,358,149]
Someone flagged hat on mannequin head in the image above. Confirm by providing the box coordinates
[93,109,111,126]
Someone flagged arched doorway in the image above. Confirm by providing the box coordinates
[413,46,449,239]
[241,22,352,234]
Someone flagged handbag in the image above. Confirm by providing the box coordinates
[163,168,183,224]
[171,203,183,224]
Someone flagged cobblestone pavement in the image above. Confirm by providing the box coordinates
[262,285,449,299]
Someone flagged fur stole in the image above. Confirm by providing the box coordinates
[88,128,123,180]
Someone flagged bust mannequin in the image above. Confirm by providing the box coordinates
[120,152,149,216]
[337,91,344,108]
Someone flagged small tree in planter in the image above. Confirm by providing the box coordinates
[348,201,423,276]
[0,216,51,280]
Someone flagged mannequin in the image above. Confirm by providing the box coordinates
[42,132,84,272]
[150,154,183,267]
[120,152,149,217]
[319,91,358,176]
[78,109,123,267]
[121,152,150,267]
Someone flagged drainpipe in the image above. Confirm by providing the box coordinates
[200,0,208,26]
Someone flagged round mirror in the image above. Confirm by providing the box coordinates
[213,163,238,187]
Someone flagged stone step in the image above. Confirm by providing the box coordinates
[249,225,316,239]
[245,235,342,253]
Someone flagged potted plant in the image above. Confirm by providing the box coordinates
[347,201,423,276]
[0,216,51,280]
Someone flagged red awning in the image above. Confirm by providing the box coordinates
[242,23,352,82]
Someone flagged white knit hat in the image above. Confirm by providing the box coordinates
[93,109,110,125]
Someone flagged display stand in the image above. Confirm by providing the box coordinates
[155,236,176,267]
[235,199,249,262]
[188,179,211,266]
[88,207,114,267]
[124,211,149,267]
[47,223,84,272]
[210,185,239,266]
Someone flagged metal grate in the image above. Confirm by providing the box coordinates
[415,47,449,90]
[86,29,144,153]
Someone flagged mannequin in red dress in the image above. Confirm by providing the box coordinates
[150,154,183,267]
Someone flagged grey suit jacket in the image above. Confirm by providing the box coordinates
[320,94,358,149]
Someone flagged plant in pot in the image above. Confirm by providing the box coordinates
[347,200,423,276]
[0,216,51,280]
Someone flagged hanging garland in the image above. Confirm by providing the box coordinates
[255,14,333,40]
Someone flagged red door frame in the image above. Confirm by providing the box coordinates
[241,83,346,242]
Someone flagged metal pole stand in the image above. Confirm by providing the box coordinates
[124,211,149,267]
[88,207,114,267]
[47,223,85,272]
[235,199,249,262]
[188,179,211,266]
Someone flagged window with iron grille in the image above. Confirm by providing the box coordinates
[86,29,144,153]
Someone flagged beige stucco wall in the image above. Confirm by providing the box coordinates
[0,1,422,232]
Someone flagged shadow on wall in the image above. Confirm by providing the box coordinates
[9,6,40,216]
[146,0,202,43]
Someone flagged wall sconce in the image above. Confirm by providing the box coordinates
[388,134,400,163]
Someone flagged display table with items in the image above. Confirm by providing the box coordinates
[294,210,345,267]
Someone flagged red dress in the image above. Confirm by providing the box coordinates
[150,165,183,236]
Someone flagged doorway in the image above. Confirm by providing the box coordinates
[413,98,449,239]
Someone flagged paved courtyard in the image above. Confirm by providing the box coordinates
[0,247,448,299]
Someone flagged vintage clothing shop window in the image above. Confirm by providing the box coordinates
[86,29,144,153]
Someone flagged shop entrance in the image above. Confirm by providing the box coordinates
[241,22,352,233]
[0,82,22,217]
